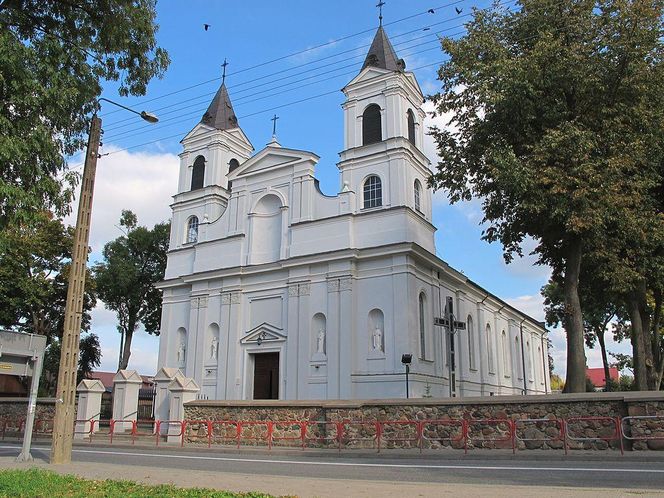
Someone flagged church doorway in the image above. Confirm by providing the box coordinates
[252,352,279,399]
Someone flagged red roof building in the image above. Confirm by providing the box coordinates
[586,367,619,388]
[88,371,153,391]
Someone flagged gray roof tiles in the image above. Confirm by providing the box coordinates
[201,83,239,130]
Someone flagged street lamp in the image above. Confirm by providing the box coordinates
[50,98,158,465]
[401,353,412,399]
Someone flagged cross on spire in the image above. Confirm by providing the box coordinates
[221,58,229,85]
[271,114,279,136]
[376,1,385,26]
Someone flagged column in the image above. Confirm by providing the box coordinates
[112,370,142,432]
[338,276,354,399]
[167,377,200,444]
[153,367,184,434]
[74,379,105,439]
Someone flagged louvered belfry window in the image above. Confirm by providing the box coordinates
[362,104,382,145]
[191,156,205,190]
[407,109,416,145]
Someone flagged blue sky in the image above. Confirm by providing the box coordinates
[72,0,630,378]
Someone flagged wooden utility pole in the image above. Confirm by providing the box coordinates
[50,114,101,464]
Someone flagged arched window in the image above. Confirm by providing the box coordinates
[418,293,427,359]
[407,109,416,145]
[191,155,205,190]
[362,104,382,145]
[414,180,422,212]
[186,216,198,243]
[486,324,494,373]
[467,315,475,370]
[501,330,510,377]
[363,175,382,209]
[228,158,240,173]
[515,336,523,379]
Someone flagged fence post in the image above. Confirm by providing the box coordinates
[75,379,105,439]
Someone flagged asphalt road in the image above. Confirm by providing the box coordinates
[1,442,664,491]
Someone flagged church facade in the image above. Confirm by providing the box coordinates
[156,27,550,400]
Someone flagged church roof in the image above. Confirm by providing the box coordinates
[200,83,239,130]
[362,26,405,72]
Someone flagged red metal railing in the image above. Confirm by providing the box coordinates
[466,418,516,454]
[209,420,241,448]
[514,418,567,455]
[302,420,342,451]
[377,420,420,453]
[73,418,96,441]
[620,416,664,447]
[340,420,380,450]
[270,421,305,448]
[2,413,663,454]
[564,416,624,455]
[182,419,212,447]
[420,419,468,454]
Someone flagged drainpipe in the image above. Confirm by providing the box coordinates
[478,293,489,396]
[541,333,549,393]
[519,318,527,395]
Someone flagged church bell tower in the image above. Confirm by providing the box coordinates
[338,26,431,220]
[169,80,254,250]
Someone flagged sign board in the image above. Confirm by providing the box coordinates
[0,329,47,462]
[0,330,46,375]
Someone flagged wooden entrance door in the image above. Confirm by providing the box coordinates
[253,352,279,399]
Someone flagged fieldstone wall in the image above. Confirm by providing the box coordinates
[184,392,664,451]
[0,398,57,437]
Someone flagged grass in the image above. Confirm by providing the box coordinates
[0,468,280,498]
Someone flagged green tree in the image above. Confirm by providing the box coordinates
[0,0,169,235]
[428,0,663,392]
[543,275,618,391]
[0,215,97,337]
[94,210,169,370]
[41,332,101,396]
[0,214,101,391]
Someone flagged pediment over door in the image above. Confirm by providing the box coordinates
[240,322,286,345]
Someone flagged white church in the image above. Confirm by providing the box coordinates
[156,26,551,400]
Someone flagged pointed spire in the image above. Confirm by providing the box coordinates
[200,81,239,130]
[361,26,405,72]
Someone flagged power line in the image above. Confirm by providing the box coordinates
[99,0,471,119]
[103,39,446,142]
[101,7,483,131]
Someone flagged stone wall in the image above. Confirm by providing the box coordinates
[0,398,57,437]
[184,392,664,451]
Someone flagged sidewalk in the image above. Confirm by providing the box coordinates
[0,456,661,498]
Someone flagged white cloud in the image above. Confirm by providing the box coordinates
[505,294,545,322]
[501,237,552,280]
[68,145,178,375]
[65,145,179,254]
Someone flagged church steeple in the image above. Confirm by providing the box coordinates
[362,26,405,72]
[201,82,239,130]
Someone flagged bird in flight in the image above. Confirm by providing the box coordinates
[455,7,463,14]
[204,23,211,31]
[428,8,435,14]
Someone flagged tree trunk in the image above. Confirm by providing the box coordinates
[562,239,587,393]
[596,327,611,391]
[653,287,663,390]
[627,293,648,390]
[119,327,134,370]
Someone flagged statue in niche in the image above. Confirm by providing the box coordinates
[177,341,186,366]
[316,328,326,355]
[372,327,383,352]
[210,336,218,360]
